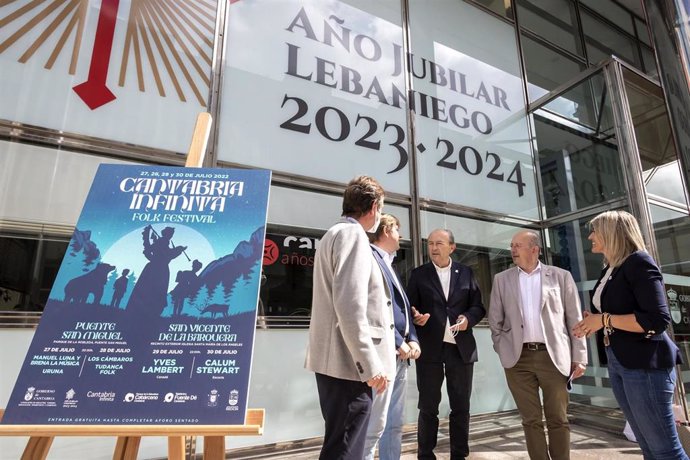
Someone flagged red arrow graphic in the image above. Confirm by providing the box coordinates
[73,0,120,109]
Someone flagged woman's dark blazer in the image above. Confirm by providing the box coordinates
[591,250,681,369]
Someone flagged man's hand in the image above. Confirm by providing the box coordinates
[367,373,388,393]
[571,362,586,379]
[398,342,412,360]
[412,306,430,326]
[408,341,421,360]
[449,315,468,332]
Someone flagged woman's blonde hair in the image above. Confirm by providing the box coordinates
[589,210,647,267]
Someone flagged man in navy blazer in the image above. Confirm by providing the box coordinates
[364,214,420,460]
[408,229,486,460]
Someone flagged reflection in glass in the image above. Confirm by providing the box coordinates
[516,0,582,55]
[0,236,69,312]
[418,210,524,299]
[259,227,414,323]
[649,205,690,371]
[545,209,628,408]
[641,45,659,78]
[534,115,625,217]
[469,0,515,19]
[546,212,609,283]
[419,242,513,301]
[0,0,218,152]
[581,12,641,68]
[260,230,318,320]
[636,17,651,45]
[579,0,635,35]
[652,205,690,277]
[541,70,612,130]
[522,34,587,101]
[624,68,687,208]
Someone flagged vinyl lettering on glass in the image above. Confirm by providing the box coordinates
[220,0,538,216]
[409,0,538,217]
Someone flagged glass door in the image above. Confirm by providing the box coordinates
[619,66,690,395]
[529,58,690,406]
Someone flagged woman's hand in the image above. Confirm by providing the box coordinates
[573,311,603,338]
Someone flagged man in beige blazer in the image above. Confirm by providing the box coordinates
[488,230,587,460]
[305,176,396,460]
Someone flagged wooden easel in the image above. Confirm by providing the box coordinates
[0,113,265,459]
[0,408,264,460]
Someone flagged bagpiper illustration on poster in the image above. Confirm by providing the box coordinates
[2,164,271,425]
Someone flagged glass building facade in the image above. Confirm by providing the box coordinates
[1,0,690,457]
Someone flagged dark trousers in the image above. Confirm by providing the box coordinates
[315,372,373,460]
[416,343,474,460]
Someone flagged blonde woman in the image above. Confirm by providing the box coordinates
[573,210,687,460]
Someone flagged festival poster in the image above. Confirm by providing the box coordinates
[2,165,271,425]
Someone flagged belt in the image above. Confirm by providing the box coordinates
[523,342,546,351]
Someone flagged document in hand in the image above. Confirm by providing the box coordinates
[566,371,575,392]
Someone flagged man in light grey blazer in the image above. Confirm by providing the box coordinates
[488,230,587,460]
[305,175,396,460]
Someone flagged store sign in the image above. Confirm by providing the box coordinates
[219,0,538,217]
[1,165,270,425]
[260,233,318,317]
[0,0,216,152]
[263,233,319,268]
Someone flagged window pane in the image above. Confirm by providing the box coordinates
[522,35,587,101]
[408,0,538,218]
[534,115,626,217]
[419,210,522,320]
[545,208,630,404]
[0,0,218,153]
[579,0,635,35]
[267,185,410,236]
[0,141,135,226]
[218,0,410,194]
[260,230,317,319]
[37,240,69,309]
[541,70,612,131]
[546,212,609,281]
[652,205,690,278]
[636,17,651,45]
[651,205,690,338]
[517,0,582,55]
[641,45,659,78]
[623,68,688,208]
[0,237,37,311]
[0,237,68,312]
[259,228,414,322]
[581,12,641,68]
[470,0,515,19]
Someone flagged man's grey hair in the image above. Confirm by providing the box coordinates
[523,230,541,248]
[430,228,455,245]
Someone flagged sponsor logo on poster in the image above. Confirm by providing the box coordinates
[207,389,219,407]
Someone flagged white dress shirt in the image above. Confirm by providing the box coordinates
[434,261,456,344]
[518,262,546,344]
[592,266,615,310]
